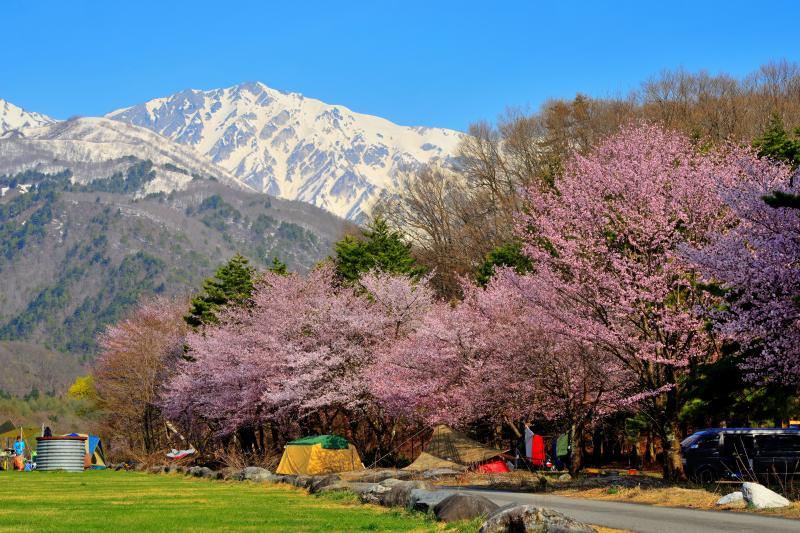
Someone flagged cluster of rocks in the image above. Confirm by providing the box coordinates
[127,464,598,532]
[716,482,793,509]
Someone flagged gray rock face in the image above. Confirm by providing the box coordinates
[479,504,596,533]
[716,491,745,506]
[433,493,499,522]
[242,466,272,482]
[421,468,463,479]
[376,479,431,508]
[188,466,213,478]
[342,469,413,483]
[220,467,245,480]
[307,475,341,493]
[741,482,791,509]
[408,489,457,512]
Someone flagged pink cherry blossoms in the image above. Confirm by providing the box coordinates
[690,154,800,384]
[161,266,433,438]
[517,124,736,478]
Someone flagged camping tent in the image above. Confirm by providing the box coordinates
[276,435,364,475]
[404,425,506,471]
[65,433,106,469]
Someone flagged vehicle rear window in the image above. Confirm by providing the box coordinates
[757,434,800,453]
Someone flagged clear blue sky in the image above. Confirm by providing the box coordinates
[2,1,799,131]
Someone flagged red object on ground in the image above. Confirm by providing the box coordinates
[476,460,510,473]
[531,435,545,466]
[628,468,637,475]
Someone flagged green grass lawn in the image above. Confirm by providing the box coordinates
[0,470,471,532]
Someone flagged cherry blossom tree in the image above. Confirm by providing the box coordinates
[690,155,800,384]
[161,266,434,455]
[94,296,188,455]
[370,268,632,472]
[517,124,735,480]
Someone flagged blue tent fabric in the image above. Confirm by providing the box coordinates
[66,433,102,458]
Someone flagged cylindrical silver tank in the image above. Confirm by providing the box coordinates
[36,436,86,472]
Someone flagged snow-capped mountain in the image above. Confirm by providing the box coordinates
[0,99,55,133]
[0,116,247,194]
[108,82,462,220]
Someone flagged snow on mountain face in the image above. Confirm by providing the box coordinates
[107,82,462,221]
[0,116,248,194]
[0,99,55,133]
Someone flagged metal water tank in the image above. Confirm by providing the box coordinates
[36,436,86,472]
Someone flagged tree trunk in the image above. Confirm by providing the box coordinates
[661,419,686,481]
[568,423,583,474]
[656,387,687,482]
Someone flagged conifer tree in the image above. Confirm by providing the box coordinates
[185,254,255,327]
[333,217,423,283]
[475,241,533,286]
[267,256,289,275]
[753,116,800,208]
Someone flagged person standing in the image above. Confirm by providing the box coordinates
[13,436,25,471]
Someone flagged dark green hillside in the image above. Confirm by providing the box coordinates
[0,167,351,386]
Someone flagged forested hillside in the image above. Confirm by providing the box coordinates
[0,166,350,388]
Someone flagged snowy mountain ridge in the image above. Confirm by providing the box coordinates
[0,99,55,133]
[0,116,248,194]
[107,82,463,220]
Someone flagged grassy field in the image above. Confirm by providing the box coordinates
[0,470,471,532]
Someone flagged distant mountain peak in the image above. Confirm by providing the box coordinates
[107,82,463,221]
[0,99,55,133]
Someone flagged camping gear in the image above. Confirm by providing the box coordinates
[65,433,107,469]
[13,455,24,470]
[404,425,506,471]
[36,436,86,472]
[525,428,546,466]
[524,426,534,460]
[166,448,196,460]
[275,435,364,475]
[475,459,510,473]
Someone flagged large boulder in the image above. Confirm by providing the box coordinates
[221,467,245,480]
[434,493,499,522]
[376,479,431,508]
[741,482,792,509]
[479,505,596,533]
[716,491,745,506]
[188,466,213,478]
[340,469,413,483]
[316,480,398,505]
[307,475,341,493]
[242,466,272,482]
[408,489,458,512]
[289,475,313,489]
[168,465,188,475]
[421,468,463,479]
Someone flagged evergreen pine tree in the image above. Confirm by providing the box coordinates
[753,115,800,169]
[185,254,255,327]
[267,256,289,275]
[753,116,800,209]
[333,217,423,283]
[475,241,533,286]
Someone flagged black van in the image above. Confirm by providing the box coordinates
[681,427,800,483]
